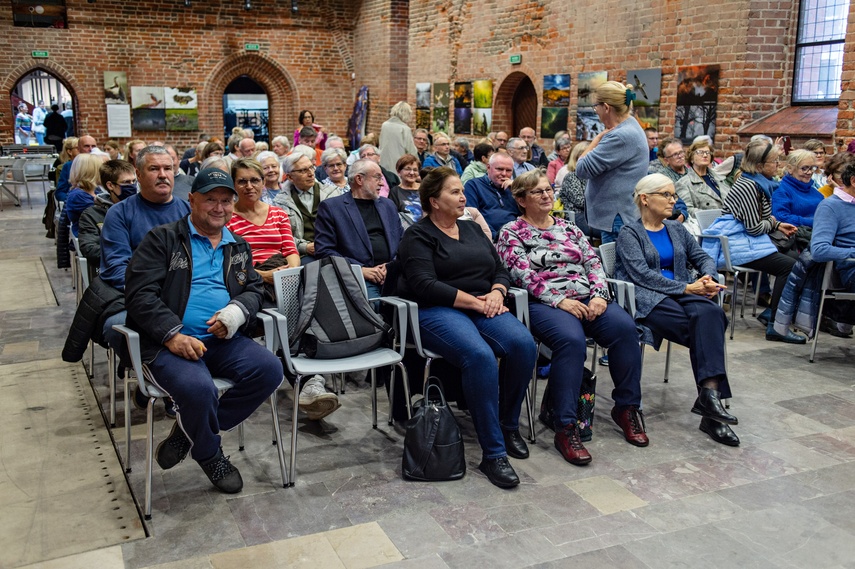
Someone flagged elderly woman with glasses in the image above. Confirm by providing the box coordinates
[675,138,731,220]
[254,151,284,204]
[616,173,740,447]
[319,147,350,193]
[226,158,299,288]
[496,169,644,464]
[771,149,824,247]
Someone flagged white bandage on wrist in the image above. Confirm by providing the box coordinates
[215,303,246,339]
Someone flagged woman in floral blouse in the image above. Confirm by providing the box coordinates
[497,169,645,466]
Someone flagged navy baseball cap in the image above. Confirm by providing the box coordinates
[191,168,236,195]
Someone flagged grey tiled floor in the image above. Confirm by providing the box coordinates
[4,193,855,568]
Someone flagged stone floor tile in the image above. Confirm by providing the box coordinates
[484,502,555,533]
[793,460,855,495]
[566,475,648,514]
[324,521,404,569]
[209,533,344,569]
[141,558,215,569]
[542,510,658,556]
[756,438,843,471]
[634,491,745,532]
[18,545,124,569]
[428,501,506,546]
[439,528,564,569]
[776,394,855,429]
[377,510,459,559]
[800,490,855,533]
[378,554,451,569]
[530,545,650,568]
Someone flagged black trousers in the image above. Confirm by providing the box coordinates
[641,294,732,399]
[740,250,798,317]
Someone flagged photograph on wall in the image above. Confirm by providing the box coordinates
[104,72,128,105]
[432,107,449,134]
[634,106,660,131]
[166,109,199,131]
[415,83,431,109]
[454,82,472,109]
[12,0,67,28]
[473,80,493,109]
[415,108,431,130]
[577,71,607,107]
[576,107,605,141]
[454,107,472,135]
[131,86,165,109]
[626,68,661,107]
[433,83,450,108]
[543,74,571,107]
[132,108,166,131]
[165,87,198,109]
[473,108,492,136]
[675,64,720,144]
[541,107,569,139]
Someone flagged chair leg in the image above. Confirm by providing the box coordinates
[730,271,740,340]
[144,398,154,520]
[269,392,289,487]
[340,372,346,394]
[124,378,133,473]
[371,368,378,429]
[108,348,116,428]
[289,375,302,486]
[751,275,760,317]
[238,423,245,451]
[396,361,412,421]
[423,358,433,394]
[740,272,750,318]
[663,341,672,383]
[388,364,396,426]
[810,293,829,363]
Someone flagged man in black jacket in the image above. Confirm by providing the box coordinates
[124,169,283,494]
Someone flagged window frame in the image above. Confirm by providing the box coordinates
[791,0,849,105]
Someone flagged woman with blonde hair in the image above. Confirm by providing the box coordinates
[65,154,104,236]
[616,173,739,446]
[675,138,731,220]
[575,81,649,243]
[771,149,823,249]
[379,101,418,172]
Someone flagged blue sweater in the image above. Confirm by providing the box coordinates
[575,118,649,232]
[65,188,95,237]
[100,194,191,290]
[772,174,824,228]
[810,195,855,262]
[56,161,72,202]
[463,175,520,239]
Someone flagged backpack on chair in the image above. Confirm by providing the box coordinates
[290,256,392,359]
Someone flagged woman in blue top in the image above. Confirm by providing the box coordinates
[65,154,104,237]
[575,81,649,244]
[771,149,823,249]
[616,174,740,447]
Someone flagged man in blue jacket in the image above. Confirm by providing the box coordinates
[463,153,520,240]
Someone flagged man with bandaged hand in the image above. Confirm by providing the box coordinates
[124,168,283,494]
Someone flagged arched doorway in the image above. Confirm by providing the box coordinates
[11,68,75,144]
[511,76,537,136]
[223,76,269,143]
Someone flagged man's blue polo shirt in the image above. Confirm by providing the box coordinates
[182,217,235,339]
[463,175,520,240]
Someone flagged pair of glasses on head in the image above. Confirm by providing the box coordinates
[649,191,677,202]
[291,166,315,175]
[236,177,263,187]
[799,165,819,174]
[528,188,554,198]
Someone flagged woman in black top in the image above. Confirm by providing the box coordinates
[396,167,537,489]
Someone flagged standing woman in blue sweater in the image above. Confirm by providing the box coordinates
[771,149,823,250]
[575,81,649,244]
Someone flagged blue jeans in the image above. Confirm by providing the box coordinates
[103,310,128,359]
[599,214,624,245]
[529,300,642,428]
[418,307,537,459]
[144,335,283,461]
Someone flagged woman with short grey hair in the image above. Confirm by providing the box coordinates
[319,147,350,193]
[379,101,418,172]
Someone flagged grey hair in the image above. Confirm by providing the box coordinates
[326,135,345,147]
[321,147,347,167]
[291,144,316,163]
[227,133,243,153]
[136,145,171,170]
[255,151,278,164]
[271,135,291,150]
[390,101,413,123]
[359,144,380,158]
[454,137,470,151]
[283,152,314,174]
[785,149,815,172]
[348,159,374,185]
[633,173,673,208]
[507,137,525,150]
[200,156,230,172]
[488,151,514,166]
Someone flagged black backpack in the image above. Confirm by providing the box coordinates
[290,257,392,359]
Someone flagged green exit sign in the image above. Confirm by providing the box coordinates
[31,51,49,59]
[245,43,260,51]
[509,54,521,65]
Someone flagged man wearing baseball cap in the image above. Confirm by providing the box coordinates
[123,168,283,494]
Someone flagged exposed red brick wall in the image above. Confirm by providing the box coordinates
[836,0,855,149]
[1,0,359,149]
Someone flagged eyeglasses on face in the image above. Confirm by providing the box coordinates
[236,177,263,187]
[360,173,384,182]
[362,151,378,157]
[528,188,555,198]
[649,191,677,201]
[325,162,345,169]
[401,167,419,174]
[665,151,686,159]
[799,165,819,174]
[693,150,712,157]
[291,166,315,175]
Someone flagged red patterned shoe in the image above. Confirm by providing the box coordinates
[611,406,649,447]
[554,423,592,465]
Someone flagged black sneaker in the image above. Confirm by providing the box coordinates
[199,448,243,493]
[155,422,191,470]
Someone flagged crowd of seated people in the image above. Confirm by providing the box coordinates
[58,95,855,496]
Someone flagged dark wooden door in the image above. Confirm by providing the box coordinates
[512,76,537,136]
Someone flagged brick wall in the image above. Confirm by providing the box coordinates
[1,0,359,150]
[406,0,853,155]
[836,0,855,148]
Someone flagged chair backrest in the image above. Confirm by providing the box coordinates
[10,159,27,182]
[598,241,617,278]
[695,208,722,232]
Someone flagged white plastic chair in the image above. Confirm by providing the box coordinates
[810,260,855,363]
[113,312,288,519]
[265,265,411,486]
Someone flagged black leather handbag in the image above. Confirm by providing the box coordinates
[402,380,466,481]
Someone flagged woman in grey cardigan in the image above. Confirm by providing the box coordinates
[615,174,740,447]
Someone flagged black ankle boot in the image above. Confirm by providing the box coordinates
[691,387,738,425]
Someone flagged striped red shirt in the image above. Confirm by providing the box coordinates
[227,206,298,264]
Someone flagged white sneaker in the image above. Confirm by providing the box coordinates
[298,375,340,420]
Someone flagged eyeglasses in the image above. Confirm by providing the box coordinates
[360,173,384,182]
[291,166,315,175]
[664,151,686,159]
[510,146,528,151]
[235,177,263,187]
[799,165,819,174]
[528,188,555,198]
[325,162,345,169]
[649,191,677,201]
[414,137,429,142]
[401,167,419,174]
[361,151,378,157]
[693,150,711,157]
